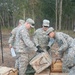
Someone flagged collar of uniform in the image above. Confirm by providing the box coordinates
[54,31,56,39]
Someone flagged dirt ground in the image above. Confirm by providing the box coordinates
[0,32,15,68]
[0,31,58,68]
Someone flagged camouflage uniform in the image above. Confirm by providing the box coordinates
[65,40,75,75]
[8,27,20,68]
[53,32,75,73]
[46,27,75,73]
[8,19,25,69]
[69,67,75,75]
[33,28,54,51]
[8,27,19,48]
[15,21,37,75]
[33,20,54,53]
[8,19,25,48]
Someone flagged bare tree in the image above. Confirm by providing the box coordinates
[55,0,58,30]
[59,0,63,30]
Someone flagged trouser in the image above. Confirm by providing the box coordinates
[62,63,70,73]
[69,66,75,75]
[62,48,70,73]
[62,47,75,73]
[15,53,29,75]
[11,48,18,69]
[15,53,20,69]
[62,54,70,73]
[68,47,75,75]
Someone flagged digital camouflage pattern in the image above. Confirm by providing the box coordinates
[8,19,25,69]
[33,28,49,49]
[54,32,75,73]
[33,28,54,51]
[15,25,37,75]
[8,19,25,48]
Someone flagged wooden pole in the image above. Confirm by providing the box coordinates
[0,17,4,63]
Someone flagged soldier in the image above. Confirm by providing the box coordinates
[8,19,25,49]
[15,18,43,75]
[46,27,75,73]
[8,19,25,69]
[33,19,54,53]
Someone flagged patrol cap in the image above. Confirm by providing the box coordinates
[43,19,50,27]
[46,27,54,35]
[19,19,25,25]
[26,18,35,28]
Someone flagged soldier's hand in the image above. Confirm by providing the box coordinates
[68,66,73,69]
[36,46,41,50]
[9,44,12,49]
[37,49,44,53]
[46,46,50,51]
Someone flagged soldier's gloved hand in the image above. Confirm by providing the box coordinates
[46,46,50,51]
[68,66,73,69]
[37,49,44,53]
[36,46,41,50]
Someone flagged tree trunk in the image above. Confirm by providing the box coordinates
[32,9,35,21]
[23,9,26,20]
[59,0,63,30]
[0,15,4,27]
[11,11,15,27]
[55,0,58,30]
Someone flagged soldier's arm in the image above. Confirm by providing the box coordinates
[33,31,39,46]
[48,38,55,47]
[58,36,68,52]
[57,35,68,58]
[8,30,15,48]
[20,30,37,51]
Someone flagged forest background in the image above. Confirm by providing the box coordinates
[0,0,75,30]
[0,0,75,66]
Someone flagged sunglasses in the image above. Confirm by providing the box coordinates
[44,26,49,28]
[32,24,35,26]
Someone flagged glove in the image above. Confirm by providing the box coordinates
[36,46,41,50]
[37,49,44,53]
[46,46,50,51]
[68,66,73,69]
[36,46,44,53]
